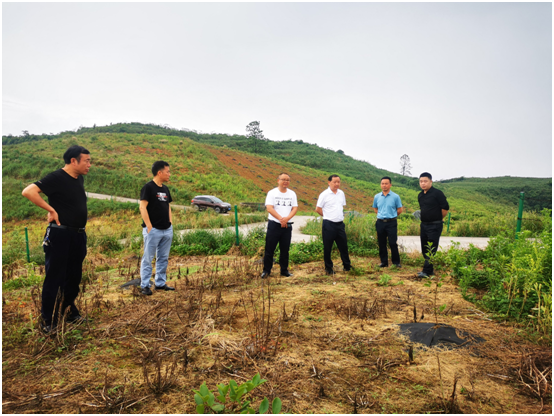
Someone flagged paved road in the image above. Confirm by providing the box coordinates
[87,192,190,211]
[87,193,489,252]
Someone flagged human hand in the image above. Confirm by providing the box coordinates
[47,210,60,225]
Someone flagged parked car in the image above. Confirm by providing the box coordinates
[191,195,232,213]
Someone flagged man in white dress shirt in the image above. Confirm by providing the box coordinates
[261,172,298,279]
[315,174,352,274]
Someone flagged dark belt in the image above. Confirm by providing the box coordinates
[49,223,86,233]
[421,220,443,224]
[377,218,397,223]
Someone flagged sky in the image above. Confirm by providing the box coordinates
[2,2,552,180]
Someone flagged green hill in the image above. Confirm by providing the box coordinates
[2,123,550,237]
[437,176,552,212]
[2,122,419,188]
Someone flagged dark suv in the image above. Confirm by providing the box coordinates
[191,195,232,213]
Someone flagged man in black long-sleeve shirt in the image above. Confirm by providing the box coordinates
[417,172,449,278]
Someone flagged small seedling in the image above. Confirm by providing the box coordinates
[192,373,282,414]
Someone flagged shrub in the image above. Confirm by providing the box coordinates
[288,240,323,264]
[172,229,235,256]
[442,209,552,336]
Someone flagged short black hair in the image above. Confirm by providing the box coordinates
[381,176,392,184]
[419,172,432,180]
[63,145,90,164]
[278,172,290,179]
[152,160,170,176]
[328,174,340,181]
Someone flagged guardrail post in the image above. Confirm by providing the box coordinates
[25,227,31,263]
[234,205,240,245]
[515,192,524,239]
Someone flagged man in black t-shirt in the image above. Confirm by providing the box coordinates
[139,161,175,295]
[417,172,449,278]
[22,145,92,333]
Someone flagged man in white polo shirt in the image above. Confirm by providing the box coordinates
[315,174,352,275]
[261,172,298,279]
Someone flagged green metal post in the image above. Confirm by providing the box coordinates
[447,212,451,233]
[515,192,524,239]
[25,227,31,263]
[234,205,240,245]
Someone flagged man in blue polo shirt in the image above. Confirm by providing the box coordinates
[372,176,403,268]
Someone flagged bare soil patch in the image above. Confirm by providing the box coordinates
[209,147,373,210]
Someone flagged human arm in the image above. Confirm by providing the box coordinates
[21,184,60,225]
[315,207,323,216]
[169,204,173,224]
[397,207,403,216]
[139,200,152,233]
[373,208,378,215]
[439,191,449,219]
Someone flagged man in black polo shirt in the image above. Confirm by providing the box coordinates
[22,145,91,333]
[417,172,449,278]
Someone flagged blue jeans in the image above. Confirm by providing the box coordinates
[140,226,173,288]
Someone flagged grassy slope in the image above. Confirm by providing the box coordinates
[3,131,514,223]
[437,176,552,211]
[2,124,550,232]
[3,122,551,214]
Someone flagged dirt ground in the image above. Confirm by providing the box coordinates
[2,252,551,414]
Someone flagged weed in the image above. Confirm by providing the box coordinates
[192,373,282,414]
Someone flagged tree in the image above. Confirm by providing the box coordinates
[246,121,266,153]
[400,154,412,176]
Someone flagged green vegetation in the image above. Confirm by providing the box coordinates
[2,122,551,336]
[192,374,281,414]
[438,176,552,211]
[302,209,546,238]
[434,210,552,337]
[2,122,416,188]
[3,123,550,238]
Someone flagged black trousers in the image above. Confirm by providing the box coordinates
[375,220,400,265]
[263,221,292,274]
[42,226,87,325]
[322,220,351,271]
[420,222,443,275]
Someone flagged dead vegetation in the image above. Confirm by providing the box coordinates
[2,253,551,414]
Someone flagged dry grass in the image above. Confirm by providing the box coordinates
[2,252,551,414]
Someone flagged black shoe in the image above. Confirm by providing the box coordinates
[40,323,56,335]
[280,271,293,277]
[261,271,270,279]
[141,286,153,295]
[344,266,353,272]
[155,284,175,291]
[393,264,402,268]
[378,263,388,268]
[325,269,334,275]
